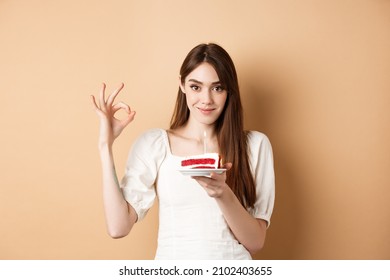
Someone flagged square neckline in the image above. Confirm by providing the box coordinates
[162,129,186,159]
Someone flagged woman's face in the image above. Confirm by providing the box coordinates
[180,62,227,126]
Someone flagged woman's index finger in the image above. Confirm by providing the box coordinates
[107,82,125,106]
[99,82,107,107]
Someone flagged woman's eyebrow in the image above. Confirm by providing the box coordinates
[188,79,221,85]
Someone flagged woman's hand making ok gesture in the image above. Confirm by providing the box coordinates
[90,83,136,149]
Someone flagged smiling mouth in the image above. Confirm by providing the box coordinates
[198,108,215,114]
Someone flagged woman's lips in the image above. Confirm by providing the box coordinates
[198,108,215,115]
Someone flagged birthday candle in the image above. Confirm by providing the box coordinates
[203,131,207,154]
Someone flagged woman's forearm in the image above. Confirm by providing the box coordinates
[215,188,267,254]
[99,144,137,238]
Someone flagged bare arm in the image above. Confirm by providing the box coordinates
[99,144,137,238]
[91,83,137,238]
[214,186,267,254]
[193,163,266,254]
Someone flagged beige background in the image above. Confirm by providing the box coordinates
[1,0,389,259]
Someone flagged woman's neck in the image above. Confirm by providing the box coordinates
[180,120,216,142]
[168,119,219,156]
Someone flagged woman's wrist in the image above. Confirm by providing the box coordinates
[99,142,113,156]
[215,183,235,202]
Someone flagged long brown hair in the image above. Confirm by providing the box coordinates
[170,43,256,209]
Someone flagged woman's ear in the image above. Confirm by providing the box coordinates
[179,76,186,94]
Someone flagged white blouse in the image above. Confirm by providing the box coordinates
[120,128,275,260]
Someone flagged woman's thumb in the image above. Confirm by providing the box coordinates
[223,162,233,171]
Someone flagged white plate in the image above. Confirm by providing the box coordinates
[178,169,226,176]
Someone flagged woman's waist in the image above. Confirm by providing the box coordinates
[155,239,251,260]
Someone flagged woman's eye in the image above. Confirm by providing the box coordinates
[190,85,200,91]
[213,86,224,92]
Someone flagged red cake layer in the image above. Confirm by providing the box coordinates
[191,165,216,169]
[181,158,216,167]
[180,153,221,169]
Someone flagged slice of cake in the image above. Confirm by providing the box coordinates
[181,153,221,169]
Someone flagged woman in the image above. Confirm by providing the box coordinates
[90,43,275,259]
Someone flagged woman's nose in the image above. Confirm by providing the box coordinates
[200,89,213,104]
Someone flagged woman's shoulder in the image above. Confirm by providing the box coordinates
[137,128,166,140]
[246,130,274,176]
[246,130,272,147]
[132,128,168,150]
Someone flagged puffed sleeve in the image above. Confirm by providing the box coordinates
[120,129,167,221]
[247,131,275,227]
